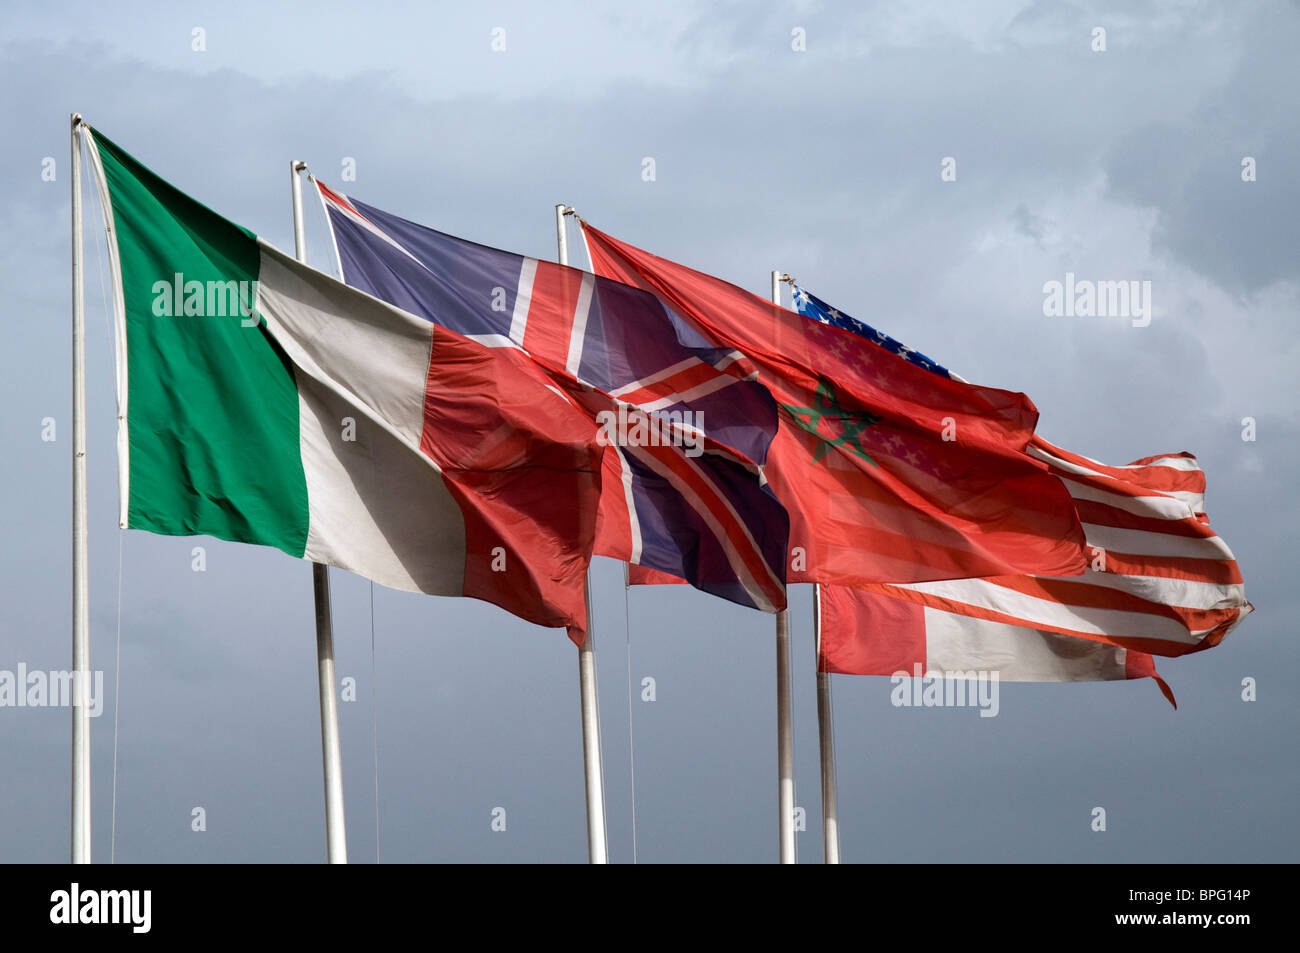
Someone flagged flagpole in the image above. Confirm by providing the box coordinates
[813,585,840,862]
[70,112,92,865]
[770,271,796,864]
[292,160,348,864]
[780,270,841,864]
[557,203,609,864]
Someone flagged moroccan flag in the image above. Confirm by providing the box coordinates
[581,224,1088,586]
[84,127,605,638]
[794,283,1251,706]
[316,183,788,612]
[791,282,1252,662]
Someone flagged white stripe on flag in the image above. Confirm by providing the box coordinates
[253,240,470,595]
[1030,443,1206,513]
[1038,569,1246,613]
[464,333,520,349]
[1115,456,1202,472]
[319,187,429,272]
[565,272,595,376]
[613,445,644,565]
[1056,476,1195,520]
[510,257,538,346]
[1079,523,1228,560]
[609,357,697,398]
[898,577,1203,646]
[638,372,742,412]
[923,609,1130,683]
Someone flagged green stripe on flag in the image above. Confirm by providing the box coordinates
[93,131,309,555]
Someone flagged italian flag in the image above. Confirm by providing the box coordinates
[83,128,603,637]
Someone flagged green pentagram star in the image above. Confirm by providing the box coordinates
[781,375,881,467]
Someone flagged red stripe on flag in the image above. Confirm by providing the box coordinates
[419,327,602,640]
[1097,550,1243,585]
[593,446,635,564]
[981,575,1244,635]
[616,360,736,405]
[521,261,583,370]
[315,180,365,219]
[1072,499,1221,539]
[1124,650,1177,708]
[851,581,1243,659]
[1034,437,1207,497]
[818,586,926,675]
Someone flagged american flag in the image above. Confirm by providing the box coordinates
[793,288,1251,700]
[792,283,954,379]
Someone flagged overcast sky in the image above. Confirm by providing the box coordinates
[1,0,1295,863]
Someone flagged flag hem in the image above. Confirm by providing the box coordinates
[81,125,131,530]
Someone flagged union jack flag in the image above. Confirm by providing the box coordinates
[316,182,788,612]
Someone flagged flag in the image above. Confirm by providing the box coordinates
[845,438,1252,661]
[580,224,1089,586]
[793,284,956,379]
[787,283,1252,662]
[792,284,1250,704]
[85,127,607,639]
[817,585,1177,706]
[316,183,788,612]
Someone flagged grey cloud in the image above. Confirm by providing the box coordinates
[1,0,1295,862]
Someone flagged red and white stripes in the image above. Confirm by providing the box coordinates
[829,435,1250,676]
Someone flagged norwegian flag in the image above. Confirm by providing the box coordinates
[315,181,788,612]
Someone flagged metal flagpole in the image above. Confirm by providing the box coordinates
[778,270,841,864]
[577,588,608,864]
[813,585,840,862]
[556,204,609,863]
[770,271,796,864]
[70,113,92,864]
[292,160,348,863]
